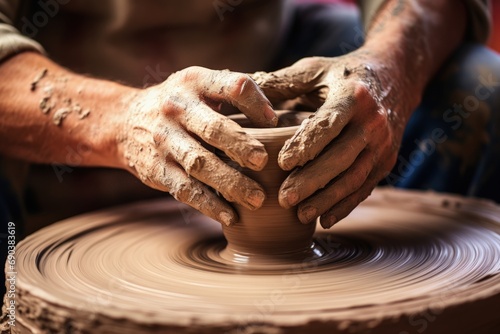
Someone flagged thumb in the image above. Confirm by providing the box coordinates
[250,58,326,102]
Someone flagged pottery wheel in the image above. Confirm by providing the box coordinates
[8,188,500,333]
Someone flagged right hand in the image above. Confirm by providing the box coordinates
[117,66,278,226]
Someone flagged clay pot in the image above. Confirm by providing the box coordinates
[219,111,316,263]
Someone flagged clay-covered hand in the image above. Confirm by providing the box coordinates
[252,52,416,228]
[118,66,278,226]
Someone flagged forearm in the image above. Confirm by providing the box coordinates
[0,52,138,168]
[362,0,466,113]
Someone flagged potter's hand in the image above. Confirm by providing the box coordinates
[120,66,278,226]
[252,52,415,228]
[251,0,467,228]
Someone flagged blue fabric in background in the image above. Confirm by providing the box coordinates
[379,44,500,203]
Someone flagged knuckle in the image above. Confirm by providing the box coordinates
[352,82,379,111]
[228,74,254,98]
[170,179,205,205]
[229,173,255,196]
[171,181,192,202]
[152,128,168,147]
[182,151,207,175]
[292,57,326,83]
[162,95,187,117]
[294,58,312,67]
[294,56,324,68]
[200,118,224,143]
[353,83,371,101]
[314,115,332,129]
[142,160,168,189]
[175,66,203,82]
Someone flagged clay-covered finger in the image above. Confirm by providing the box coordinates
[277,89,357,171]
[191,67,278,127]
[164,128,266,211]
[146,162,238,226]
[319,175,378,229]
[250,58,326,102]
[278,125,366,208]
[295,151,373,224]
[183,102,268,171]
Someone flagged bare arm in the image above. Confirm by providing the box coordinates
[0,52,130,167]
[0,52,278,225]
[253,0,467,227]
[363,0,466,106]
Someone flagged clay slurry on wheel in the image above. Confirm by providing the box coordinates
[8,189,500,333]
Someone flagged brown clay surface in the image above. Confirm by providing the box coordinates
[5,189,500,333]
[220,111,316,263]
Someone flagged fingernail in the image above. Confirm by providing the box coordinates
[278,154,297,171]
[269,115,279,126]
[299,206,317,224]
[320,215,337,229]
[264,105,278,125]
[248,149,268,169]
[219,211,235,226]
[284,190,299,207]
[246,189,265,209]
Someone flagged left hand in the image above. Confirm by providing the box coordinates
[252,50,418,228]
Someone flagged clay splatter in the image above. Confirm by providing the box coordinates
[78,109,91,119]
[31,69,48,91]
[53,108,71,126]
[39,97,52,114]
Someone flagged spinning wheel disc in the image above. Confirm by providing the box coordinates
[9,189,500,333]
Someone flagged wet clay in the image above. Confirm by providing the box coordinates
[220,111,316,264]
[32,69,92,125]
[30,69,47,91]
[4,189,500,333]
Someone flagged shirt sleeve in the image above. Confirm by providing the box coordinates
[0,0,44,63]
[357,0,491,44]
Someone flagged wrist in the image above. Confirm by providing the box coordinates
[77,80,141,169]
[349,46,422,121]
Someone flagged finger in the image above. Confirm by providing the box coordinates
[278,84,374,171]
[190,67,278,127]
[250,58,326,102]
[161,128,266,211]
[318,174,379,229]
[278,91,355,171]
[279,124,366,208]
[295,150,373,224]
[183,101,268,171]
[144,161,238,226]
